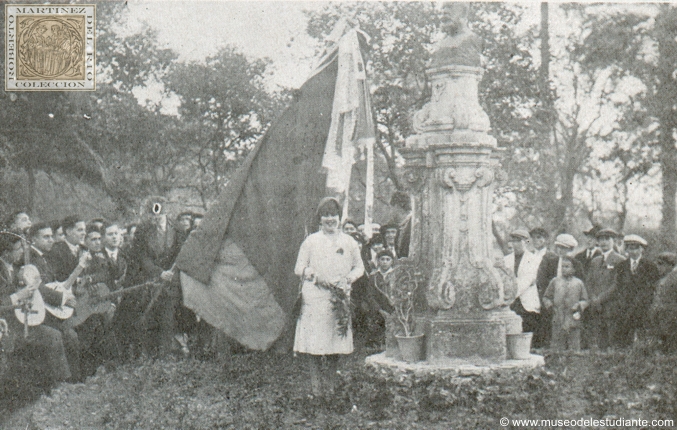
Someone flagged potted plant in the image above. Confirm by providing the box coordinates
[387,263,425,362]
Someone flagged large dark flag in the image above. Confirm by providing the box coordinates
[175,27,375,351]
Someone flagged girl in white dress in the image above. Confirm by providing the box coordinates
[294,197,363,396]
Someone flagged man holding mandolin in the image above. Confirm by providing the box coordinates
[0,233,71,385]
[44,215,91,382]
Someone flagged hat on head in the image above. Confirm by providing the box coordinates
[509,229,530,241]
[376,250,395,260]
[529,227,549,239]
[596,228,618,239]
[623,234,648,247]
[584,225,601,237]
[554,234,578,249]
[656,252,677,267]
[381,222,399,234]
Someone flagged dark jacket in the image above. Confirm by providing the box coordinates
[585,251,626,311]
[125,220,177,286]
[30,248,56,284]
[45,241,80,283]
[368,270,395,314]
[102,249,128,292]
[574,247,602,278]
[610,258,660,323]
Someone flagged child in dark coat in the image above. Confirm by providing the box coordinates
[364,250,395,348]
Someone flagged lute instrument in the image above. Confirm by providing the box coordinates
[0,231,46,335]
[70,280,158,327]
[43,251,91,320]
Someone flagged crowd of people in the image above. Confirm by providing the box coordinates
[0,202,206,388]
[329,208,677,359]
[503,225,677,354]
[2,189,676,397]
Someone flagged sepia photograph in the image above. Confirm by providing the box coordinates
[0,1,676,428]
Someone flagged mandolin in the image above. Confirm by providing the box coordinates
[12,264,46,327]
[43,251,91,320]
[69,280,158,327]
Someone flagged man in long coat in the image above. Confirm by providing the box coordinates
[583,228,625,351]
[116,198,180,359]
[608,235,660,348]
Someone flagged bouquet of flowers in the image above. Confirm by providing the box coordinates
[315,280,351,338]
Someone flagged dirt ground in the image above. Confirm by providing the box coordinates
[1,343,676,429]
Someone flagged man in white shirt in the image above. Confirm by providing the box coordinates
[505,229,542,334]
[529,227,549,260]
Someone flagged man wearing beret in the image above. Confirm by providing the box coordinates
[535,234,583,348]
[583,228,626,351]
[609,235,660,349]
[505,229,542,335]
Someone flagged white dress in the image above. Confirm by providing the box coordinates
[293,231,364,355]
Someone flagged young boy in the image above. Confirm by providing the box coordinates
[364,250,396,348]
[543,256,589,352]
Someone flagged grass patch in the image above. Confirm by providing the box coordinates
[2,347,677,429]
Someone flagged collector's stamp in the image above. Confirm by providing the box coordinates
[5,4,95,91]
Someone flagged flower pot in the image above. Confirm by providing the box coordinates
[506,332,533,360]
[395,333,425,362]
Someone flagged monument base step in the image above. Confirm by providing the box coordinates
[365,352,544,376]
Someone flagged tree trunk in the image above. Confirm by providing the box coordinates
[539,2,550,106]
[26,167,35,214]
[657,9,677,247]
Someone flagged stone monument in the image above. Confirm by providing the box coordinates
[375,3,538,369]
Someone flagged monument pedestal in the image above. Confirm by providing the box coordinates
[426,315,506,363]
[373,4,542,373]
[366,351,545,375]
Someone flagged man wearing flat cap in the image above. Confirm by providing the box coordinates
[608,234,660,349]
[505,229,542,334]
[535,233,583,347]
[574,225,602,279]
[583,228,626,351]
[650,252,677,353]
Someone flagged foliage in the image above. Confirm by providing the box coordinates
[165,47,283,204]
[303,3,567,230]
[571,3,677,243]
[0,2,283,218]
[315,280,352,338]
[387,263,425,336]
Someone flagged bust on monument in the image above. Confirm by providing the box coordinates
[410,2,490,137]
[429,3,482,69]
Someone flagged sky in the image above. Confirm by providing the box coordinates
[124,1,324,89]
